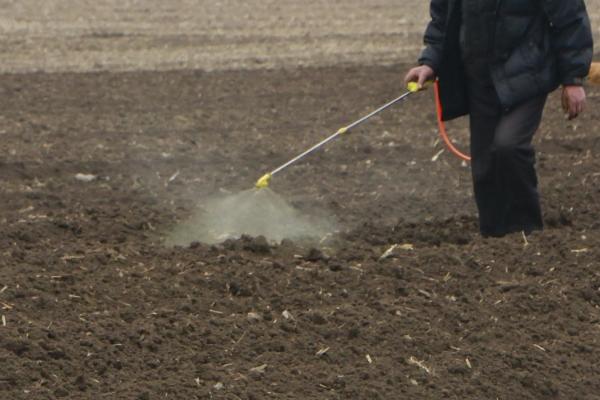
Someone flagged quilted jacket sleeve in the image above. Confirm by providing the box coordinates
[418,0,450,73]
[542,0,594,85]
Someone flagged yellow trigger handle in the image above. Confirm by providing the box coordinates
[407,80,434,93]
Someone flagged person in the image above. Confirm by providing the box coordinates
[405,0,593,237]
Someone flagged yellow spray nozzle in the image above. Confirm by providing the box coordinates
[255,173,272,189]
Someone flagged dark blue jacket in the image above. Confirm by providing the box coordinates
[419,0,594,120]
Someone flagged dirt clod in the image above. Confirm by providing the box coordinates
[304,248,326,262]
[242,236,271,254]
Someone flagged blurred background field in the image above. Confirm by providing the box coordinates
[2,0,597,74]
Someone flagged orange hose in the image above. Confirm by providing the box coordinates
[434,80,471,162]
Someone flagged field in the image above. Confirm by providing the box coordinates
[2,1,600,399]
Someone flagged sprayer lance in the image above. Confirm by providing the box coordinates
[255,82,427,189]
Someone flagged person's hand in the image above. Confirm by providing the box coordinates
[562,85,586,120]
[404,65,435,89]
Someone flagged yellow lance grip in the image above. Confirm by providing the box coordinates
[336,126,349,135]
[255,173,272,189]
[407,80,433,93]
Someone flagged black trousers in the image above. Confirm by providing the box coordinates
[466,63,547,237]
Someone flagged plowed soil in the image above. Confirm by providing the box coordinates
[2,2,600,399]
[1,65,600,400]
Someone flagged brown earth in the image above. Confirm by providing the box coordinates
[1,64,600,400]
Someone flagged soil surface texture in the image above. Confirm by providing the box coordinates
[2,64,600,400]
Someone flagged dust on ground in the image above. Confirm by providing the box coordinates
[166,188,336,245]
